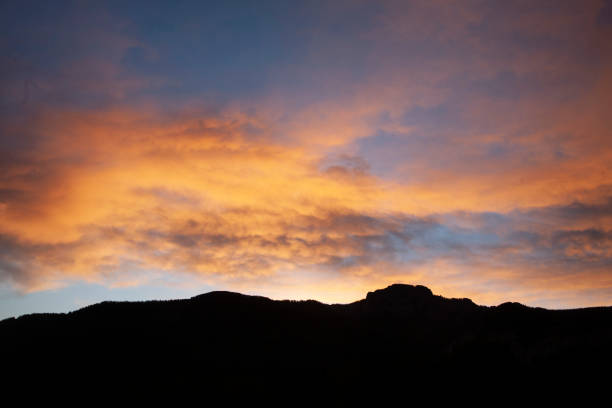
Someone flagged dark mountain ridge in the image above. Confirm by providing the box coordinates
[2,284,611,398]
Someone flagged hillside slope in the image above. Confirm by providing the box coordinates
[2,284,611,396]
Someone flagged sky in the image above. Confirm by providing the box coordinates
[1,0,612,318]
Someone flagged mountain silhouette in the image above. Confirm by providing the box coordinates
[2,284,610,399]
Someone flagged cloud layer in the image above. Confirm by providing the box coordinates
[1,0,611,308]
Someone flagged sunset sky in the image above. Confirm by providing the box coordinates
[1,0,612,318]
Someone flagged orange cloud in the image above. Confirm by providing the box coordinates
[0,99,611,308]
[1,0,612,310]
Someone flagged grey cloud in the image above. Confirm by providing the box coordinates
[2,195,612,292]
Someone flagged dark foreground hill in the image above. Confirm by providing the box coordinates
[2,284,611,399]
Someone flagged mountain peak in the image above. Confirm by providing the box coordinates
[366,284,434,303]
[496,301,530,311]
